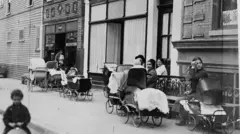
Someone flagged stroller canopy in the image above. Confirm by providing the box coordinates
[127,68,147,89]
[29,58,46,70]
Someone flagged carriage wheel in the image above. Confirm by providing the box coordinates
[71,91,78,101]
[63,88,69,98]
[223,118,234,134]
[132,112,142,127]
[119,105,130,124]
[43,79,48,92]
[106,99,114,114]
[202,118,212,134]
[86,91,93,101]
[116,104,123,116]
[103,86,109,98]
[152,116,162,126]
[141,116,149,123]
[79,92,86,100]
[187,115,197,131]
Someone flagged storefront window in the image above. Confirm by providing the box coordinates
[123,18,146,64]
[106,23,122,64]
[89,24,107,73]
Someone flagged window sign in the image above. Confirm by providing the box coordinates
[66,32,77,46]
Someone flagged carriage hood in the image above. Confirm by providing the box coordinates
[29,58,46,70]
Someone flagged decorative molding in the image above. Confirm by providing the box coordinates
[209,29,238,36]
[194,0,205,4]
[65,3,70,14]
[183,15,192,24]
[193,25,204,38]
[177,60,239,71]
[184,0,193,6]
[193,12,205,22]
[58,4,63,15]
[172,39,238,49]
[182,24,192,39]
[73,1,78,13]
[51,7,55,17]
[46,9,49,18]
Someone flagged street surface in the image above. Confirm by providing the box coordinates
[0,115,41,134]
[0,78,239,134]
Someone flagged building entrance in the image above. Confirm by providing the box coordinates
[55,33,66,54]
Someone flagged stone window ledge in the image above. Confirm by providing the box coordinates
[209,29,238,36]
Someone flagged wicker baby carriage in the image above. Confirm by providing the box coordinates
[28,58,48,92]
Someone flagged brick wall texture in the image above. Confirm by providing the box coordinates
[0,0,43,79]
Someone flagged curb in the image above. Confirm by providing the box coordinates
[0,109,58,134]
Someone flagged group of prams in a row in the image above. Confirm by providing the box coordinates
[25,58,93,101]
[101,63,239,134]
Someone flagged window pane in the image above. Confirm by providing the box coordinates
[161,37,168,58]
[223,0,237,11]
[123,18,146,64]
[169,13,172,34]
[222,0,238,26]
[91,4,106,21]
[106,23,122,64]
[89,24,107,73]
[162,13,169,35]
[168,36,172,57]
[108,0,124,19]
[125,0,147,16]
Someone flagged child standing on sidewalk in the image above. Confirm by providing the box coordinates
[2,89,31,134]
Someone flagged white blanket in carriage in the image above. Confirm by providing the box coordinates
[134,88,169,114]
[48,69,68,86]
[179,100,226,115]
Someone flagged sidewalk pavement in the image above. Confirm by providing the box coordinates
[0,78,239,134]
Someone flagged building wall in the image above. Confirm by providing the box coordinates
[173,0,239,124]
[175,0,238,74]
[43,0,85,73]
[0,0,43,79]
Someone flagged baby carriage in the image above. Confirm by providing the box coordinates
[103,63,133,98]
[181,81,240,134]
[119,68,169,127]
[28,58,48,92]
[46,61,64,91]
[64,77,93,101]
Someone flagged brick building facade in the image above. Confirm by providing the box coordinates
[0,0,43,79]
[43,0,85,74]
[172,0,239,123]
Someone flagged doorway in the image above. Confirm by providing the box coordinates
[157,1,173,75]
[55,33,66,54]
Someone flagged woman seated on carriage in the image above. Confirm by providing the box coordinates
[146,59,158,88]
[173,57,208,126]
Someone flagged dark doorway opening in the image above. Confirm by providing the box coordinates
[55,33,66,54]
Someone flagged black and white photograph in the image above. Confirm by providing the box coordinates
[0,0,239,134]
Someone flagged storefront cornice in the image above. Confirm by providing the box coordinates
[43,16,82,24]
[89,13,147,24]
[177,60,239,72]
[172,39,238,50]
